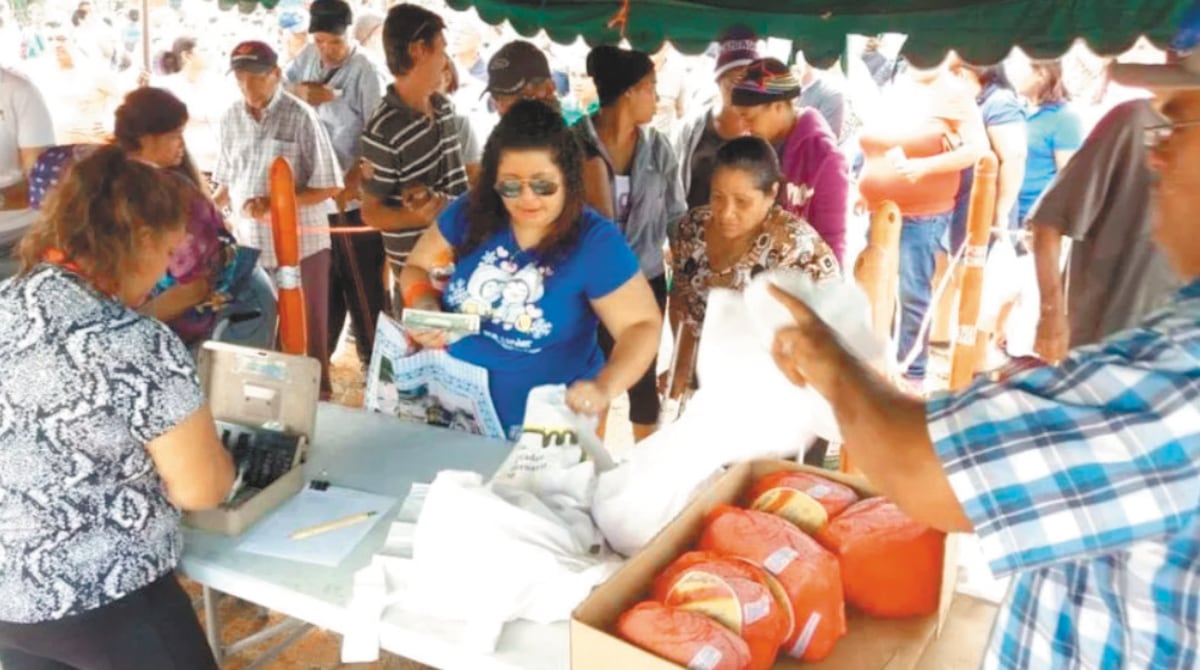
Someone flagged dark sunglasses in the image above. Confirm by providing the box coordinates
[495,179,560,199]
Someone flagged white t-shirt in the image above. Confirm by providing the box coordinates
[0,68,55,245]
[614,175,633,225]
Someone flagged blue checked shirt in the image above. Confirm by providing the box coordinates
[928,279,1200,669]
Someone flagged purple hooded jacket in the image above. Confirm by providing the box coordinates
[777,108,850,264]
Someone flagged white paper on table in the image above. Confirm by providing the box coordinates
[236,485,398,567]
[365,315,505,439]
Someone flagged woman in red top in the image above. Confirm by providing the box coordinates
[857,59,987,387]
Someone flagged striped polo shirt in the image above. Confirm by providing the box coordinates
[361,89,468,272]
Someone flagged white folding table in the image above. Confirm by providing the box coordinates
[180,404,570,670]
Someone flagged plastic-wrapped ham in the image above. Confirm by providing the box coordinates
[815,497,945,618]
[616,601,752,670]
[698,506,846,662]
[745,471,860,533]
[652,552,791,670]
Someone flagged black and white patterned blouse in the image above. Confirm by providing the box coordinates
[0,264,203,623]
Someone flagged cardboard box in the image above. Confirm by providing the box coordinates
[185,342,321,536]
[572,460,996,669]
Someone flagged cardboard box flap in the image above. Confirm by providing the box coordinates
[197,342,321,441]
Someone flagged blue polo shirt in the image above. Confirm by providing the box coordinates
[1018,102,1084,223]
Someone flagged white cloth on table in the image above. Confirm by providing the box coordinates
[342,386,619,662]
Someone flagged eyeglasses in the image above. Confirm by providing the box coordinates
[495,179,560,199]
[1144,119,1200,150]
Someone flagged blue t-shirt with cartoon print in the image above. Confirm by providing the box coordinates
[438,195,640,437]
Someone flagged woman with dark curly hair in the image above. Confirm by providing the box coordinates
[399,99,662,438]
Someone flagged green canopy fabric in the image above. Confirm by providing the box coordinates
[444,0,1192,66]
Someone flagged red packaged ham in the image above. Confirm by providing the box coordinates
[815,497,945,618]
[652,552,791,670]
[745,471,860,533]
[698,506,846,662]
[616,601,753,670]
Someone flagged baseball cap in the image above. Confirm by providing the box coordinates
[714,25,759,80]
[731,58,801,107]
[308,0,351,36]
[229,40,278,74]
[487,40,552,96]
[1112,2,1200,90]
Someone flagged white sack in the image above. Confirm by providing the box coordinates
[594,271,885,557]
[402,470,621,651]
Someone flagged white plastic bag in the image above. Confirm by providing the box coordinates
[402,471,621,651]
[593,272,885,557]
[491,384,606,503]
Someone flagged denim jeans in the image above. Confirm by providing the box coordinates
[213,266,277,350]
[897,211,953,380]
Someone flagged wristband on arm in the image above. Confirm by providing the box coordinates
[403,280,440,307]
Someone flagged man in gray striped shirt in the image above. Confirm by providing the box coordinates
[360,4,468,293]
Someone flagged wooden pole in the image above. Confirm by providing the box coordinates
[269,157,309,356]
[948,153,998,390]
[852,200,902,342]
[844,200,902,474]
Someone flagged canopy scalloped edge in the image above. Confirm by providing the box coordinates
[443,0,1188,67]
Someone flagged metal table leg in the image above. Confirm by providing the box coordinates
[198,584,310,668]
[236,620,313,670]
[202,585,223,664]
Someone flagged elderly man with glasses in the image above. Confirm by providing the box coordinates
[766,9,1200,668]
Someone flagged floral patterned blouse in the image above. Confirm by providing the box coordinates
[671,204,840,336]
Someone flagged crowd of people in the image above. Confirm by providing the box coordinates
[1,0,1198,668]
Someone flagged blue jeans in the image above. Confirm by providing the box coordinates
[213,266,277,350]
[898,212,952,380]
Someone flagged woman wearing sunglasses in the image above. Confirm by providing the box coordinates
[399,99,662,439]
